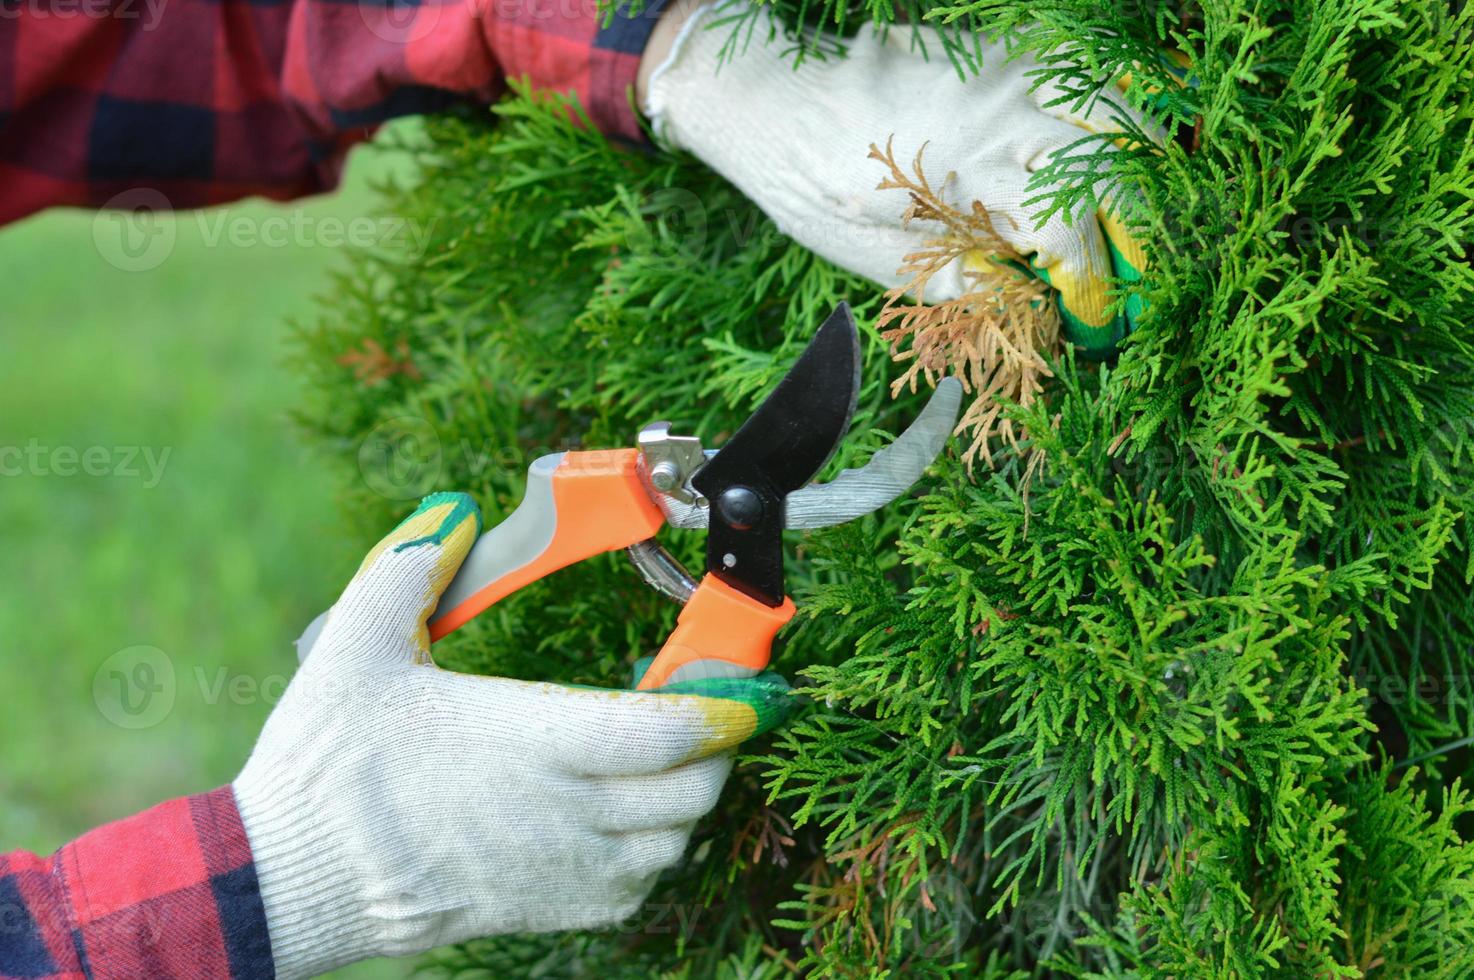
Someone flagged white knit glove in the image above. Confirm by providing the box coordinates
[643,2,1154,355]
[233,492,791,979]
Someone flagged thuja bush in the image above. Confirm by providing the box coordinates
[296,0,1474,974]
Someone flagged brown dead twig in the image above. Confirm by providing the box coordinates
[870,138,1061,472]
[337,337,422,386]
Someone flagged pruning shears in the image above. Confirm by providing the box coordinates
[302,304,962,687]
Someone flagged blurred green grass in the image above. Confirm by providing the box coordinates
[0,129,419,979]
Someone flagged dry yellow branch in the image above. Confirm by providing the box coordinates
[870,138,1061,471]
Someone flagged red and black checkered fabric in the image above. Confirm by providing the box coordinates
[0,0,668,225]
[0,787,273,978]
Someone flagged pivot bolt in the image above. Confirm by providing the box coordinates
[649,460,682,493]
[716,486,764,531]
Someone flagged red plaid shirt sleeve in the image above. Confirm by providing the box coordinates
[0,0,668,225]
[0,787,273,979]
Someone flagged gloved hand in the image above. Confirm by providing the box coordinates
[234,492,792,979]
[639,1,1153,356]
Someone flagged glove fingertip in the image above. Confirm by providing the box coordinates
[1098,211,1149,282]
[741,672,798,738]
[345,490,482,609]
[1099,216,1150,335]
[389,491,483,554]
[1041,266,1124,358]
[1059,298,1129,360]
[658,671,797,747]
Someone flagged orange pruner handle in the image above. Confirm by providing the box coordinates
[428,449,666,641]
[636,574,796,690]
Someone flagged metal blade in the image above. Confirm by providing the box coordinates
[700,304,862,495]
[651,377,964,532]
[692,303,862,605]
[784,376,963,528]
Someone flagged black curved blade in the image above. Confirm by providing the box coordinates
[693,303,862,606]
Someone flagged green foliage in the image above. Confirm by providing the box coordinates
[297,0,1474,974]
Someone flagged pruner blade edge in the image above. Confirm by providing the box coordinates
[649,377,963,531]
